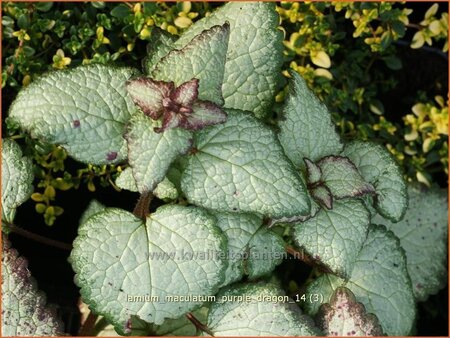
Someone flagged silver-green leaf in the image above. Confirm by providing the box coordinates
[294,199,370,278]
[9,65,138,164]
[341,141,407,222]
[70,206,226,334]
[214,212,284,286]
[207,283,319,336]
[305,225,415,336]
[173,2,283,118]
[316,287,383,336]
[181,109,310,218]
[373,184,448,301]
[152,24,230,105]
[278,72,343,167]
[1,139,34,223]
[2,238,64,336]
[126,113,192,193]
[317,156,375,199]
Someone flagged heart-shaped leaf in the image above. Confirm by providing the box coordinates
[279,72,343,168]
[373,184,448,301]
[214,212,284,286]
[152,24,230,105]
[317,156,375,199]
[294,199,370,278]
[8,65,138,164]
[1,139,34,223]
[207,283,319,336]
[316,287,383,336]
[181,109,310,218]
[69,206,226,334]
[305,225,416,336]
[2,238,64,336]
[341,141,407,222]
[173,2,283,118]
[126,113,192,193]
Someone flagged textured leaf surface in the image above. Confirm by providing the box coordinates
[304,158,322,184]
[181,109,310,218]
[79,199,106,225]
[144,28,177,74]
[294,199,370,278]
[152,24,230,105]
[373,184,448,301]
[316,287,383,336]
[115,167,138,192]
[2,238,63,336]
[207,283,319,336]
[341,141,407,222]
[1,139,34,222]
[174,2,283,118]
[305,225,415,335]
[153,177,178,201]
[317,156,375,199]
[310,185,333,210]
[215,212,284,286]
[278,72,343,167]
[9,65,138,164]
[126,113,192,193]
[70,206,226,334]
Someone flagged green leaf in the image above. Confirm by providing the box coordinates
[153,177,178,201]
[2,238,63,336]
[115,167,138,192]
[316,287,383,336]
[294,199,370,278]
[305,225,416,336]
[79,199,105,225]
[181,109,310,218]
[9,65,138,164]
[126,113,192,193]
[279,72,343,167]
[310,185,333,210]
[144,28,177,74]
[372,184,448,302]
[341,141,408,222]
[215,212,284,286]
[174,2,283,118]
[70,206,226,334]
[317,156,375,199]
[207,283,319,336]
[152,24,230,105]
[1,139,34,223]
[304,158,322,184]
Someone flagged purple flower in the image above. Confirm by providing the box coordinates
[126,77,227,133]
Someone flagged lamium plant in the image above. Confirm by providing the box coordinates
[2,3,448,337]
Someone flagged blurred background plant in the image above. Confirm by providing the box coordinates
[2,1,448,225]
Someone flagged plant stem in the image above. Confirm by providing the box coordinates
[78,310,98,336]
[186,312,214,336]
[133,191,153,220]
[4,221,72,251]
